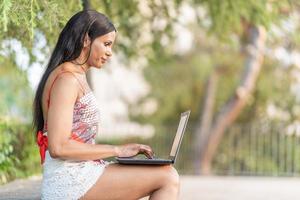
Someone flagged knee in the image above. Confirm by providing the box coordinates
[162,165,180,187]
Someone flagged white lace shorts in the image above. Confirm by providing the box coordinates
[41,150,111,200]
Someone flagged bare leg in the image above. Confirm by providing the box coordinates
[80,163,180,200]
[149,166,179,200]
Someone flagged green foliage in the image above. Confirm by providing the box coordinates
[0,0,82,49]
[138,52,209,125]
[0,122,18,184]
[0,0,12,32]
[0,48,38,185]
[0,0,294,63]
[0,0,180,61]
[137,33,244,126]
[0,120,40,185]
[0,56,33,121]
[199,0,291,39]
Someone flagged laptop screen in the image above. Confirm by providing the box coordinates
[170,111,190,157]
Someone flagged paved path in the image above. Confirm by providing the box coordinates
[179,176,300,200]
[1,175,300,200]
[0,175,41,200]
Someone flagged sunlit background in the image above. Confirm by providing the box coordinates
[1,1,300,195]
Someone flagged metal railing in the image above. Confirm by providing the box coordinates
[127,122,300,176]
[213,122,300,176]
[100,121,300,176]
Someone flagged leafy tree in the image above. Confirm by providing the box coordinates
[1,0,299,176]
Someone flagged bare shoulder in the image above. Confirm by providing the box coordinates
[50,72,80,102]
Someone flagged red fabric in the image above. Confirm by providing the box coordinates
[37,71,87,165]
[37,131,48,165]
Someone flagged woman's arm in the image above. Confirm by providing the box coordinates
[46,73,117,160]
[50,139,118,160]
[46,73,153,161]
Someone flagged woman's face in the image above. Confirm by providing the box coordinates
[87,31,116,68]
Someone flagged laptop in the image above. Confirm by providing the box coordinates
[116,110,190,165]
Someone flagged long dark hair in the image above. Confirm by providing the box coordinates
[33,10,116,136]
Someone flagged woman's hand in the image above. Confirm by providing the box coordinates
[116,143,154,159]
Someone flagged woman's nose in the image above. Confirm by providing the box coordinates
[105,49,112,57]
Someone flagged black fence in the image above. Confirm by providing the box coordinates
[213,122,300,176]
[100,122,300,176]
[100,121,300,176]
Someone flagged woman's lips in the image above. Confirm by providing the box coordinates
[101,58,107,63]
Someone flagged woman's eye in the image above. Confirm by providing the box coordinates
[104,42,111,46]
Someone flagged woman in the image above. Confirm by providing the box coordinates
[33,10,179,200]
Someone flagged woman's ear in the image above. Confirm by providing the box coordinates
[83,34,91,48]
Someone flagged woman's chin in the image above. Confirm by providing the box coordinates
[95,62,103,69]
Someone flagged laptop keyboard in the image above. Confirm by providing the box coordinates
[131,158,169,161]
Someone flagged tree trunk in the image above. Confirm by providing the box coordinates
[198,25,266,175]
[193,70,219,175]
[82,0,91,10]
[82,0,93,90]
